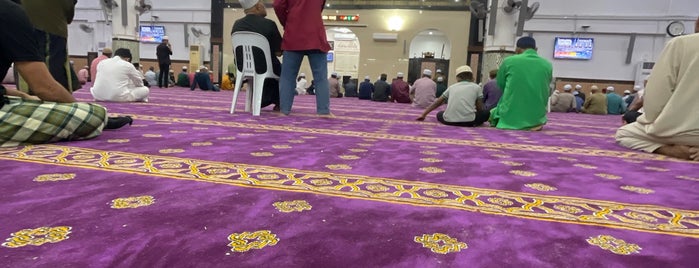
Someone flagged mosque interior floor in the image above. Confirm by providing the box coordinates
[1,86,697,267]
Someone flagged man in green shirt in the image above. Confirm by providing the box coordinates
[489,37,552,131]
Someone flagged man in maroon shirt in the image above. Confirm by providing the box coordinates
[274,0,331,116]
[390,72,410,103]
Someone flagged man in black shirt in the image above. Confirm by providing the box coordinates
[156,36,173,88]
[0,0,131,147]
[232,0,282,111]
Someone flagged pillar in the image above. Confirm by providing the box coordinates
[481,0,517,82]
[110,0,141,63]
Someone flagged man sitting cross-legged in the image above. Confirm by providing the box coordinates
[416,65,489,127]
[0,0,130,147]
[615,32,699,161]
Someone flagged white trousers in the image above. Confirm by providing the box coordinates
[615,122,699,153]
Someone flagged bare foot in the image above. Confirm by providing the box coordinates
[528,124,544,131]
[653,145,693,160]
[690,147,699,161]
[317,113,335,118]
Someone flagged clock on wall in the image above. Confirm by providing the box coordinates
[666,21,685,37]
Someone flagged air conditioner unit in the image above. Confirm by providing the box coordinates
[634,61,654,86]
[189,45,205,72]
[372,33,398,42]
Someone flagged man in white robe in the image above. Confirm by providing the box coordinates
[91,48,149,102]
[615,32,699,161]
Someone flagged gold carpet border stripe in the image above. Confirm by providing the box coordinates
[86,99,618,131]
[120,114,691,163]
[2,145,698,238]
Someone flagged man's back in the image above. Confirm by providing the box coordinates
[482,79,502,110]
[606,93,626,114]
[494,49,552,129]
[156,43,171,64]
[373,80,390,101]
[192,72,213,91]
[92,57,143,101]
[344,81,358,97]
[232,14,283,75]
[583,93,607,115]
[412,77,437,108]
[359,81,374,99]
[391,79,410,103]
[442,81,482,123]
[551,92,575,112]
[329,77,340,97]
[144,71,157,85]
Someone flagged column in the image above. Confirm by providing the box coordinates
[481,0,517,82]
[110,0,141,62]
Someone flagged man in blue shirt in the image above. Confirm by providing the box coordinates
[358,76,374,100]
[190,66,220,92]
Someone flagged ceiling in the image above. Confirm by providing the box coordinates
[224,0,471,11]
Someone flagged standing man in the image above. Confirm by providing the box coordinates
[274,0,331,116]
[489,37,552,131]
[411,69,437,109]
[156,36,173,88]
[482,69,502,111]
[416,65,489,127]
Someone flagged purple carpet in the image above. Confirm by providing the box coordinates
[1,85,698,267]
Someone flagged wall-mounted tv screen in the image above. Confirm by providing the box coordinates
[554,37,594,60]
[140,26,166,43]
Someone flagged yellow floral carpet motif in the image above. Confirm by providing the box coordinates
[3,145,699,238]
[2,226,72,248]
[586,235,642,255]
[414,233,467,254]
[227,230,279,253]
[273,200,312,213]
[33,173,76,182]
[110,195,156,209]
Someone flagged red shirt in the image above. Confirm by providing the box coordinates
[273,0,331,52]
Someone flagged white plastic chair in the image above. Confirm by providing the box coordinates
[230,32,279,116]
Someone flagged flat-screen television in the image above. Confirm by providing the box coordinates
[140,26,166,43]
[553,37,594,60]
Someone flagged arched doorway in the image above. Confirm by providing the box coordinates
[408,29,451,84]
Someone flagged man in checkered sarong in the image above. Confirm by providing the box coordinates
[0,0,130,147]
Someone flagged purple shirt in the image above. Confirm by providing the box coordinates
[482,79,502,110]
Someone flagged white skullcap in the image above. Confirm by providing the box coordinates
[436,69,443,73]
[182,66,188,69]
[633,85,641,91]
[300,73,306,77]
[423,69,432,76]
[437,77,444,82]
[364,76,370,79]
[575,84,582,89]
[607,86,615,91]
[199,65,207,70]
[397,72,404,78]
[563,84,572,91]
[239,0,259,10]
[331,72,338,77]
[624,90,631,94]
[162,36,169,40]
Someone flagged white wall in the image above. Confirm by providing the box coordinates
[409,30,451,59]
[69,0,211,61]
[523,0,699,81]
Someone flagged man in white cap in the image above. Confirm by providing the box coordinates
[616,30,699,161]
[433,68,445,83]
[625,85,641,107]
[190,65,219,92]
[176,66,190,87]
[573,84,585,102]
[156,35,172,88]
[411,69,437,108]
[582,85,607,114]
[417,65,489,127]
[605,86,626,115]
[390,72,410,103]
[295,73,307,95]
[550,84,576,113]
[328,72,341,97]
[358,75,374,100]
